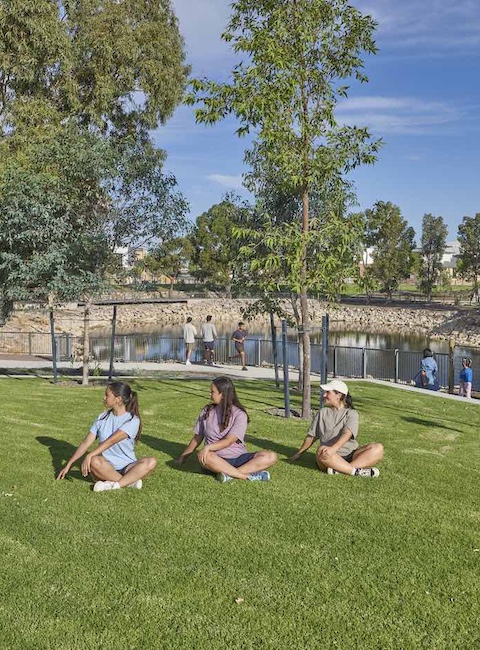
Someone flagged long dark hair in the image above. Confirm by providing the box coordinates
[106,381,142,441]
[339,392,354,409]
[205,376,249,431]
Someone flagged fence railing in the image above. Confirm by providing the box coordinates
[1,331,478,391]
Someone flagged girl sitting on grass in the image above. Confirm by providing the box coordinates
[289,380,383,477]
[175,376,277,483]
[57,381,157,491]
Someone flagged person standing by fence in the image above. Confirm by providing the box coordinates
[200,315,217,366]
[459,357,473,398]
[230,322,248,371]
[183,316,197,366]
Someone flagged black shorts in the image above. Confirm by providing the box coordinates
[204,341,214,351]
[117,464,134,476]
[341,451,355,463]
[225,452,256,468]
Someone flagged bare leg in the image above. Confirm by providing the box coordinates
[351,443,384,468]
[118,457,157,487]
[466,382,472,399]
[240,350,247,368]
[237,451,277,474]
[198,452,249,480]
[459,382,465,397]
[90,456,123,482]
[316,443,384,475]
[316,450,355,475]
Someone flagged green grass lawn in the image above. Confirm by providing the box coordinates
[1,377,479,649]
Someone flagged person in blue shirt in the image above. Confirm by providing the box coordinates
[416,348,439,391]
[57,381,157,491]
[459,357,473,399]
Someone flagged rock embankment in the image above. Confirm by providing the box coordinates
[3,297,480,347]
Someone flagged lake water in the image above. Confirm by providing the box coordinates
[93,320,468,355]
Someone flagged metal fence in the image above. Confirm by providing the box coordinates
[1,330,478,390]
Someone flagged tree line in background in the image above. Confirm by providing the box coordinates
[141,199,480,303]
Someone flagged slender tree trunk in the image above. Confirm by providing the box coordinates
[300,189,311,419]
[82,302,91,386]
[290,294,303,392]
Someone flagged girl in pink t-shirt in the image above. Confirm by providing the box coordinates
[175,376,276,482]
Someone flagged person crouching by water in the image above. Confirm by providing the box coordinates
[175,376,277,483]
[289,380,383,477]
[414,347,440,391]
[57,381,157,491]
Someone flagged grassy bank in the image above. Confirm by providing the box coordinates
[1,378,479,649]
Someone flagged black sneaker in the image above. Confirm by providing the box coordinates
[355,467,380,478]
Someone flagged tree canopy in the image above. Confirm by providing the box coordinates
[0,0,189,316]
[419,213,448,301]
[364,201,415,301]
[457,214,480,299]
[188,199,249,295]
[0,0,188,137]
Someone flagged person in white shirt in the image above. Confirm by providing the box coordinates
[183,316,197,366]
[200,315,217,365]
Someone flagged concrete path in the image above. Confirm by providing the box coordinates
[0,353,478,404]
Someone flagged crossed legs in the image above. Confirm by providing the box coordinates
[198,450,277,480]
[90,455,157,487]
[316,443,384,475]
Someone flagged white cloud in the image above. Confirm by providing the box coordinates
[358,0,480,50]
[337,96,460,135]
[207,174,245,190]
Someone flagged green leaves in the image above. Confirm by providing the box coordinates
[363,202,416,300]
[457,213,480,295]
[419,214,448,299]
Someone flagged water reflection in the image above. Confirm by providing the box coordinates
[92,321,450,353]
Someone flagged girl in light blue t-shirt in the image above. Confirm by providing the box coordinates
[57,381,157,492]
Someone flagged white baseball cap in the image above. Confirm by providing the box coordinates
[320,380,349,395]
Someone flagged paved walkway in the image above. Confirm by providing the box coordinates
[0,354,478,404]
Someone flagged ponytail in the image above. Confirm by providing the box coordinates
[106,381,142,441]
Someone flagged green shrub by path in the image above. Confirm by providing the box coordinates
[1,378,479,649]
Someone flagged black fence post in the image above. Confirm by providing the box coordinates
[109,305,118,381]
[320,314,329,408]
[270,312,279,389]
[49,310,58,384]
[281,319,290,418]
[448,338,455,394]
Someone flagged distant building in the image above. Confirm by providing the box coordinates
[441,241,460,275]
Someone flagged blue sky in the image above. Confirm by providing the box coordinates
[156,0,480,241]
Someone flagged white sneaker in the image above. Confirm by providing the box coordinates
[127,479,143,490]
[327,467,341,475]
[93,480,121,492]
[185,360,192,366]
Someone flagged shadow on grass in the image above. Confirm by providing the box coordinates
[401,416,464,432]
[147,378,293,411]
[246,435,318,469]
[140,434,204,474]
[36,436,90,482]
